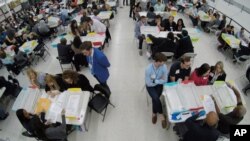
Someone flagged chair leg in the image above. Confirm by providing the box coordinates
[102,107,108,122]
[109,101,115,108]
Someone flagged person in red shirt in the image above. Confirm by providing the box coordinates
[190,63,211,86]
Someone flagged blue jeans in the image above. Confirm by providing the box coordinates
[146,85,163,114]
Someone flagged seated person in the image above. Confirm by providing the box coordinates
[163,15,176,31]
[206,13,221,32]
[149,15,165,31]
[233,43,250,62]
[70,20,81,36]
[4,35,19,46]
[175,18,185,31]
[218,14,227,30]
[79,22,89,36]
[154,0,165,12]
[190,63,211,86]
[168,56,191,82]
[177,0,186,13]
[182,111,219,141]
[57,38,74,63]
[92,10,101,21]
[134,16,149,56]
[217,25,232,49]
[189,4,199,27]
[45,74,66,97]
[16,109,46,137]
[243,66,250,94]
[145,53,168,128]
[148,32,176,58]
[37,20,51,36]
[201,9,215,30]
[212,82,246,134]
[175,30,194,59]
[26,68,47,88]
[71,36,88,71]
[60,7,70,26]
[30,109,67,140]
[236,28,249,44]
[147,7,156,22]
[0,107,9,120]
[80,10,89,24]
[62,70,94,92]
[208,61,226,84]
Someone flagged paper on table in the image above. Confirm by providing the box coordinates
[140,26,160,36]
[65,95,80,117]
[47,103,62,123]
[203,95,216,113]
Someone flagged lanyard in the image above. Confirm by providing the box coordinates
[152,64,160,78]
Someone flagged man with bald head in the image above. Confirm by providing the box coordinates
[182,111,219,141]
[212,82,247,134]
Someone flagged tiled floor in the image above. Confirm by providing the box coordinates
[1,4,250,141]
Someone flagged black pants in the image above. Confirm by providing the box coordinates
[146,85,163,114]
[123,0,128,5]
[105,28,111,43]
[129,6,134,17]
[138,35,144,49]
[94,75,111,95]
[73,54,88,71]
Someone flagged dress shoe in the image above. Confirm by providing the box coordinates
[152,115,157,124]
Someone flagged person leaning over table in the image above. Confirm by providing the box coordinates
[212,82,246,135]
[168,56,191,82]
[145,53,168,128]
[181,111,219,141]
[86,17,111,44]
[134,16,149,56]
[26,68,47,88]
[148,32,176,58]
[175,30,194,59]
[62,70,94,92]
[190,63,211,86]
[217,24,233,49]
[79,41,111,94]
[45,74,67,97]
[208,61,226,85]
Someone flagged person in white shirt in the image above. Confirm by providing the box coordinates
[154,0,165,12]
[236,28,249,45]
[86,17,111,45]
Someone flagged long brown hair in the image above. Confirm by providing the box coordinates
[26,68,38,85]
[45,74,60,90]
[62,70,79,84]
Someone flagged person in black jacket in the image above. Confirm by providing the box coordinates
[148,32,176,58]
[175,30,194,59]
[45,74,67,97]
[62,70,94,92]
[208,61,227,84]
[233,43,250,62]
[182,111,219,141]
[163,15,176,31]
[149,15,165,31]
[175,18,185,31]
[57,38,74,63]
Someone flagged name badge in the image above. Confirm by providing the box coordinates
[175,69,180,74]
[151,74,156,79]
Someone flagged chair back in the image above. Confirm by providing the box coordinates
[94,84,110,98]
[161,52,174,63]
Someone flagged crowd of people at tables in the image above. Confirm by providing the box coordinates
[145,53,246,141]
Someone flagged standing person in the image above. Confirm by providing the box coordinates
[145,53,168,128]
[79,41,111,94]
[129,0,136,18]
[123,0,128,6]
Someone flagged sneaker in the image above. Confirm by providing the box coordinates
[139,50,143,56]
[152,115,157,124]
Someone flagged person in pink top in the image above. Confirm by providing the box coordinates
[190,63,211,86]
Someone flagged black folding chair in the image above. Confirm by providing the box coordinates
[88,84,115,122]
[56,56,74,72]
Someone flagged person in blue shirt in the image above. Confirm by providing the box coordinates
[154,0,165,12]
[145,53,168,128]
[80,41,111,94]
[134,16,148,56]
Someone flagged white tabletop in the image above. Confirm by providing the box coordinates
[163,82,245,123]
[48,16,61,28]
[139,11,169,17]
[12,88,41,113]
[198,11,211,22]
[19,40,39,54]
